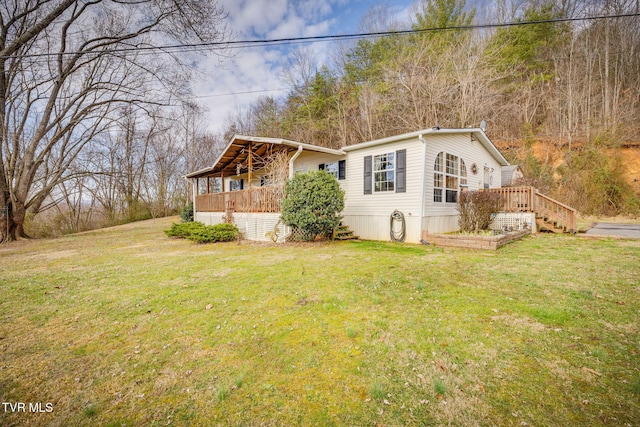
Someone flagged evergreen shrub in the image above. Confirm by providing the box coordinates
[280,171,344,241]
[165,222,239,243]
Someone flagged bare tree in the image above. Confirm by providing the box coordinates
[0,0,228,242]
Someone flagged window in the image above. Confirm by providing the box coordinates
[209,177,222,193]
[319,160,346,180]
[229,179,243,191]
[374,152,395,192]
[197,178,207,195]
[364,150,406,194]
[433,152,467,203]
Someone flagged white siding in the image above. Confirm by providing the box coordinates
[291,151,344,174]
[343,137,424,242]
[421,133,504,234]
[218,150,346,190]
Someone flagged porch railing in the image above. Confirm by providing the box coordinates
[196,186,284,213]
[485,186,577,232]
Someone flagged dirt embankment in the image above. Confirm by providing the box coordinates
[494,140,640,194]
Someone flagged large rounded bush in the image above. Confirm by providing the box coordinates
[281,171,345,241]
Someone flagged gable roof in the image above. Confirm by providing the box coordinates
[342,128,510,166]
[186,129,509,179]
[185,135,345,179]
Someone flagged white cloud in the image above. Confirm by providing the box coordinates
[192,0,414,133]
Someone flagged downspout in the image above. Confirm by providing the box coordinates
[280,145,304,243]
[419,134,427,237]
[288,145,303,179]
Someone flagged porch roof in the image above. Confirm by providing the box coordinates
[186,135,345,179]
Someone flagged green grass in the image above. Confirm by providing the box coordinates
[1,217,639,426]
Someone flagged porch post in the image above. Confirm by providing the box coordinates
[192,178,197,211]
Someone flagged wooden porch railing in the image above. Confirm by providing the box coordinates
[195,186,284,213]
[485,186,577,232]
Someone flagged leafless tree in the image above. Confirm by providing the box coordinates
[0,0,229,242]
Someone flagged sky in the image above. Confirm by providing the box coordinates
[191,0,416,133]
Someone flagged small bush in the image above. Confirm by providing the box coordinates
[164,221,204,238]
[180,202,194,222]
[164,222,239,243]
[280,170,344,241]
[457,191,503,233]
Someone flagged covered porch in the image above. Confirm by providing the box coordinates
[186,135,345,215]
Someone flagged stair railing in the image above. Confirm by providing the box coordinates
[533,190,577,233]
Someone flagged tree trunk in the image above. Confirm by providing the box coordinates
[0,199,29,242]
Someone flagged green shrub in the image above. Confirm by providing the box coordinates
[187,223,239,244]
[280,170,344,241]
[164,222,239,243]
[180,202,194,222]
[164,221,204,238]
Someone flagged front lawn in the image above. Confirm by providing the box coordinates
[1,217,638,426]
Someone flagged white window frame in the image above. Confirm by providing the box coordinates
[324,162,339,179]
[373,152,395,192]
[434,152,467,203]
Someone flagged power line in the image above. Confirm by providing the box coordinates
[190,88,289,99]
[4,12,639,60]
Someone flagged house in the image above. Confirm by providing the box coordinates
[185,128,514,243]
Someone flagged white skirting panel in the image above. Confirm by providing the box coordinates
[342,214,422,243]
[421,215,460,234]
[194,212,290,242]
[195,212,224,226]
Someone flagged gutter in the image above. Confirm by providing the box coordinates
[419,133,427,223]
[288,145,303,179]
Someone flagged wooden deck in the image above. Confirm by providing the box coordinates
[485,186,577,232]
[196,186,284,213]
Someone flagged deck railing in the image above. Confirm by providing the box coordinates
[485,186,577,232]
[196,186,284,213]
[488,186,535,212]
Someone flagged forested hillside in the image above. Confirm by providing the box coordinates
[225,0,640,215]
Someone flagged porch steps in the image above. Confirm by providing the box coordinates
[332,225,359,240]
[536,215,566,233]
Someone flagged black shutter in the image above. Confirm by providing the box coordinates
[338,160,346,180]
[364,156,372,194]
[318,164,325,170]
[239,179,244,190]
[396,149,406,193]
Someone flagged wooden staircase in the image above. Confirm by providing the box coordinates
[486,187,577,234]
[536,215,567,233]
[332,224,359,240]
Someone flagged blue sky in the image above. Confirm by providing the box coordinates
[193,0,416,133]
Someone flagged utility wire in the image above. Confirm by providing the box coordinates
[3,12,639,60]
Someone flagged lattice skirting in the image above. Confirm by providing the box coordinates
[490,212,537,233]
